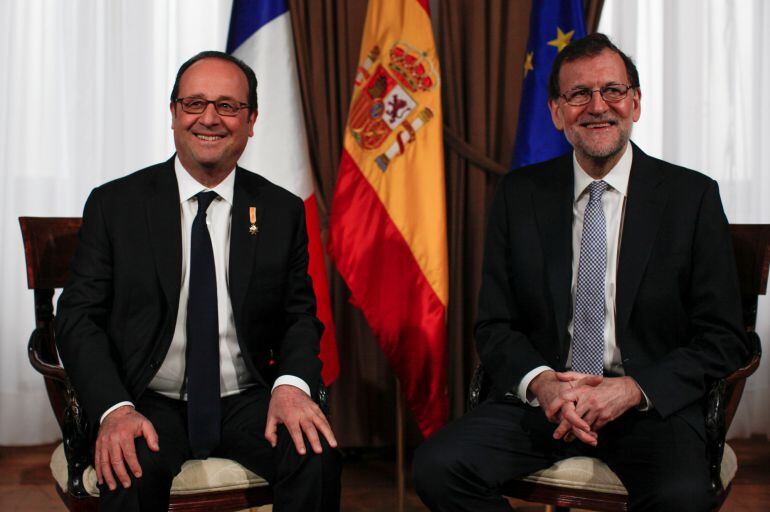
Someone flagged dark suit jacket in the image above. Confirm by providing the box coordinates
[475,143,748,437]
[55,157,323,425]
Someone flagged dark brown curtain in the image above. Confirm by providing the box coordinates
[439,0,532,419]
[289,0,603,446]
[584,0,605,34]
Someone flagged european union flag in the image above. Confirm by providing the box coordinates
[511,0,586,169]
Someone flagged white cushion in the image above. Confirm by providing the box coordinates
[520,443,738,495]
[50,443,269,497]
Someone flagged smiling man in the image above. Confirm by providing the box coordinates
[413,34,748,511]
[55,51,341,511]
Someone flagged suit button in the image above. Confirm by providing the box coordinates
[150,360,159,369]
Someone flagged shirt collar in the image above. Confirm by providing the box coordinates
[573,142,632,200]
[174,156,235,206]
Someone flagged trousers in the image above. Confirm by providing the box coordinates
[97,386,341,511]
[413,398,713,512]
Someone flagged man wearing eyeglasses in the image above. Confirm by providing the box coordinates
[414,33,748,511]
[55,51,341,511]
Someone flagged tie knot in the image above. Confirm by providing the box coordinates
[588,180,608,200]
[195,191,218,216]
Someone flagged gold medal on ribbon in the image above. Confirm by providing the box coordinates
[249,207,258,235]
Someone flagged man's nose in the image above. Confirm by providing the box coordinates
[586,89,609,113]
[199,102,221,124]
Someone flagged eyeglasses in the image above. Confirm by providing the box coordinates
[175,97,249,116]
[560,84,635,106]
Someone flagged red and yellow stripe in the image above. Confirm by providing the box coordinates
[329,0,447,437]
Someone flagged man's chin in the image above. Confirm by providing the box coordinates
[189,151,225,169]
[577,136,628,161]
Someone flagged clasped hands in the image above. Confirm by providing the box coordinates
[529,370,642,446]
[94,385,336,491]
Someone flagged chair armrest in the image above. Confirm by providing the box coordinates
[468,364,485,411]
[317,380,330,417]
[704,332,762,494]
[27,328,68,383]
[27,328,92,495]
[61,384,92,497]
[705,379,727,494]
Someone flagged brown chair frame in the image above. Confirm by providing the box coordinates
[20,216,279,511]
[467,224,769,512]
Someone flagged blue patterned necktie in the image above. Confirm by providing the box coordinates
[571,180,608,376]
[187,191,221,458]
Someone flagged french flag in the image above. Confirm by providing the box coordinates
[227,0,339,385]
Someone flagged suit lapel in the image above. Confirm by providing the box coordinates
[616,144,669,333]
[145,158,183,309]
[534,159,574,351]
[229,168,263,322]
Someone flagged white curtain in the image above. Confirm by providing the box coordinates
[599,0,770,438]
[0,0,232,445]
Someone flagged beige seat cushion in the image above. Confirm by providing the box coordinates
[50,443,269,496]
[520,443,737,495]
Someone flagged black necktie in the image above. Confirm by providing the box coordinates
[186,191,220,458]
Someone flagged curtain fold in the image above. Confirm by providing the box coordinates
[438,0,532,418]
[584,0,605,33]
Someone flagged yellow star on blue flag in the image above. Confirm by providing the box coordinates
[523,51,534,77]
[548,27,576,53]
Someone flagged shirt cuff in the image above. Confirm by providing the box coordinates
[271,375,311,397]
[517,366,553,406]
[635,382,653,411]
[100,401,135,424]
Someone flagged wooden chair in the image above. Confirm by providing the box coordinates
[467,224,769,512]
[20,216,288,511]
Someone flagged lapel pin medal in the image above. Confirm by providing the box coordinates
[249,207,258,235]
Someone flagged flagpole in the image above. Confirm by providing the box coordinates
[396,378,405,512]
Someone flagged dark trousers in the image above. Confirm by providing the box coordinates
[97,387,341,512]
[413,398,713,512]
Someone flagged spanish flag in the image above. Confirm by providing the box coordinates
[329,0,447,437]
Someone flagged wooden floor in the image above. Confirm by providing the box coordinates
[1,438,768,511]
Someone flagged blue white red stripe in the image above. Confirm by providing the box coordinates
[228,0,339,384]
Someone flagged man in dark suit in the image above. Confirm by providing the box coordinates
[55,51,341,511]
[413,33,748,511]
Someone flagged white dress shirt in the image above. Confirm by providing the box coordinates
[517,143,643,406]
[101,157,309,422]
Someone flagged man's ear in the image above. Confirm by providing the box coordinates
[247,110,258,137]
[170,102,177,129]
[632,88,641,123]
[548,98,564,131]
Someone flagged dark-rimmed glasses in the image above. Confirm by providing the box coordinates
[175,97,249,116]
[560,84,635,106]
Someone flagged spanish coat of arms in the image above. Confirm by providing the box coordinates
[348,42,439,171]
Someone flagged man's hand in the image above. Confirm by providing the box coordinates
[265,385,338,456]
[553,376,642,441]
[94,406,159,491]
[530,370,602,446]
